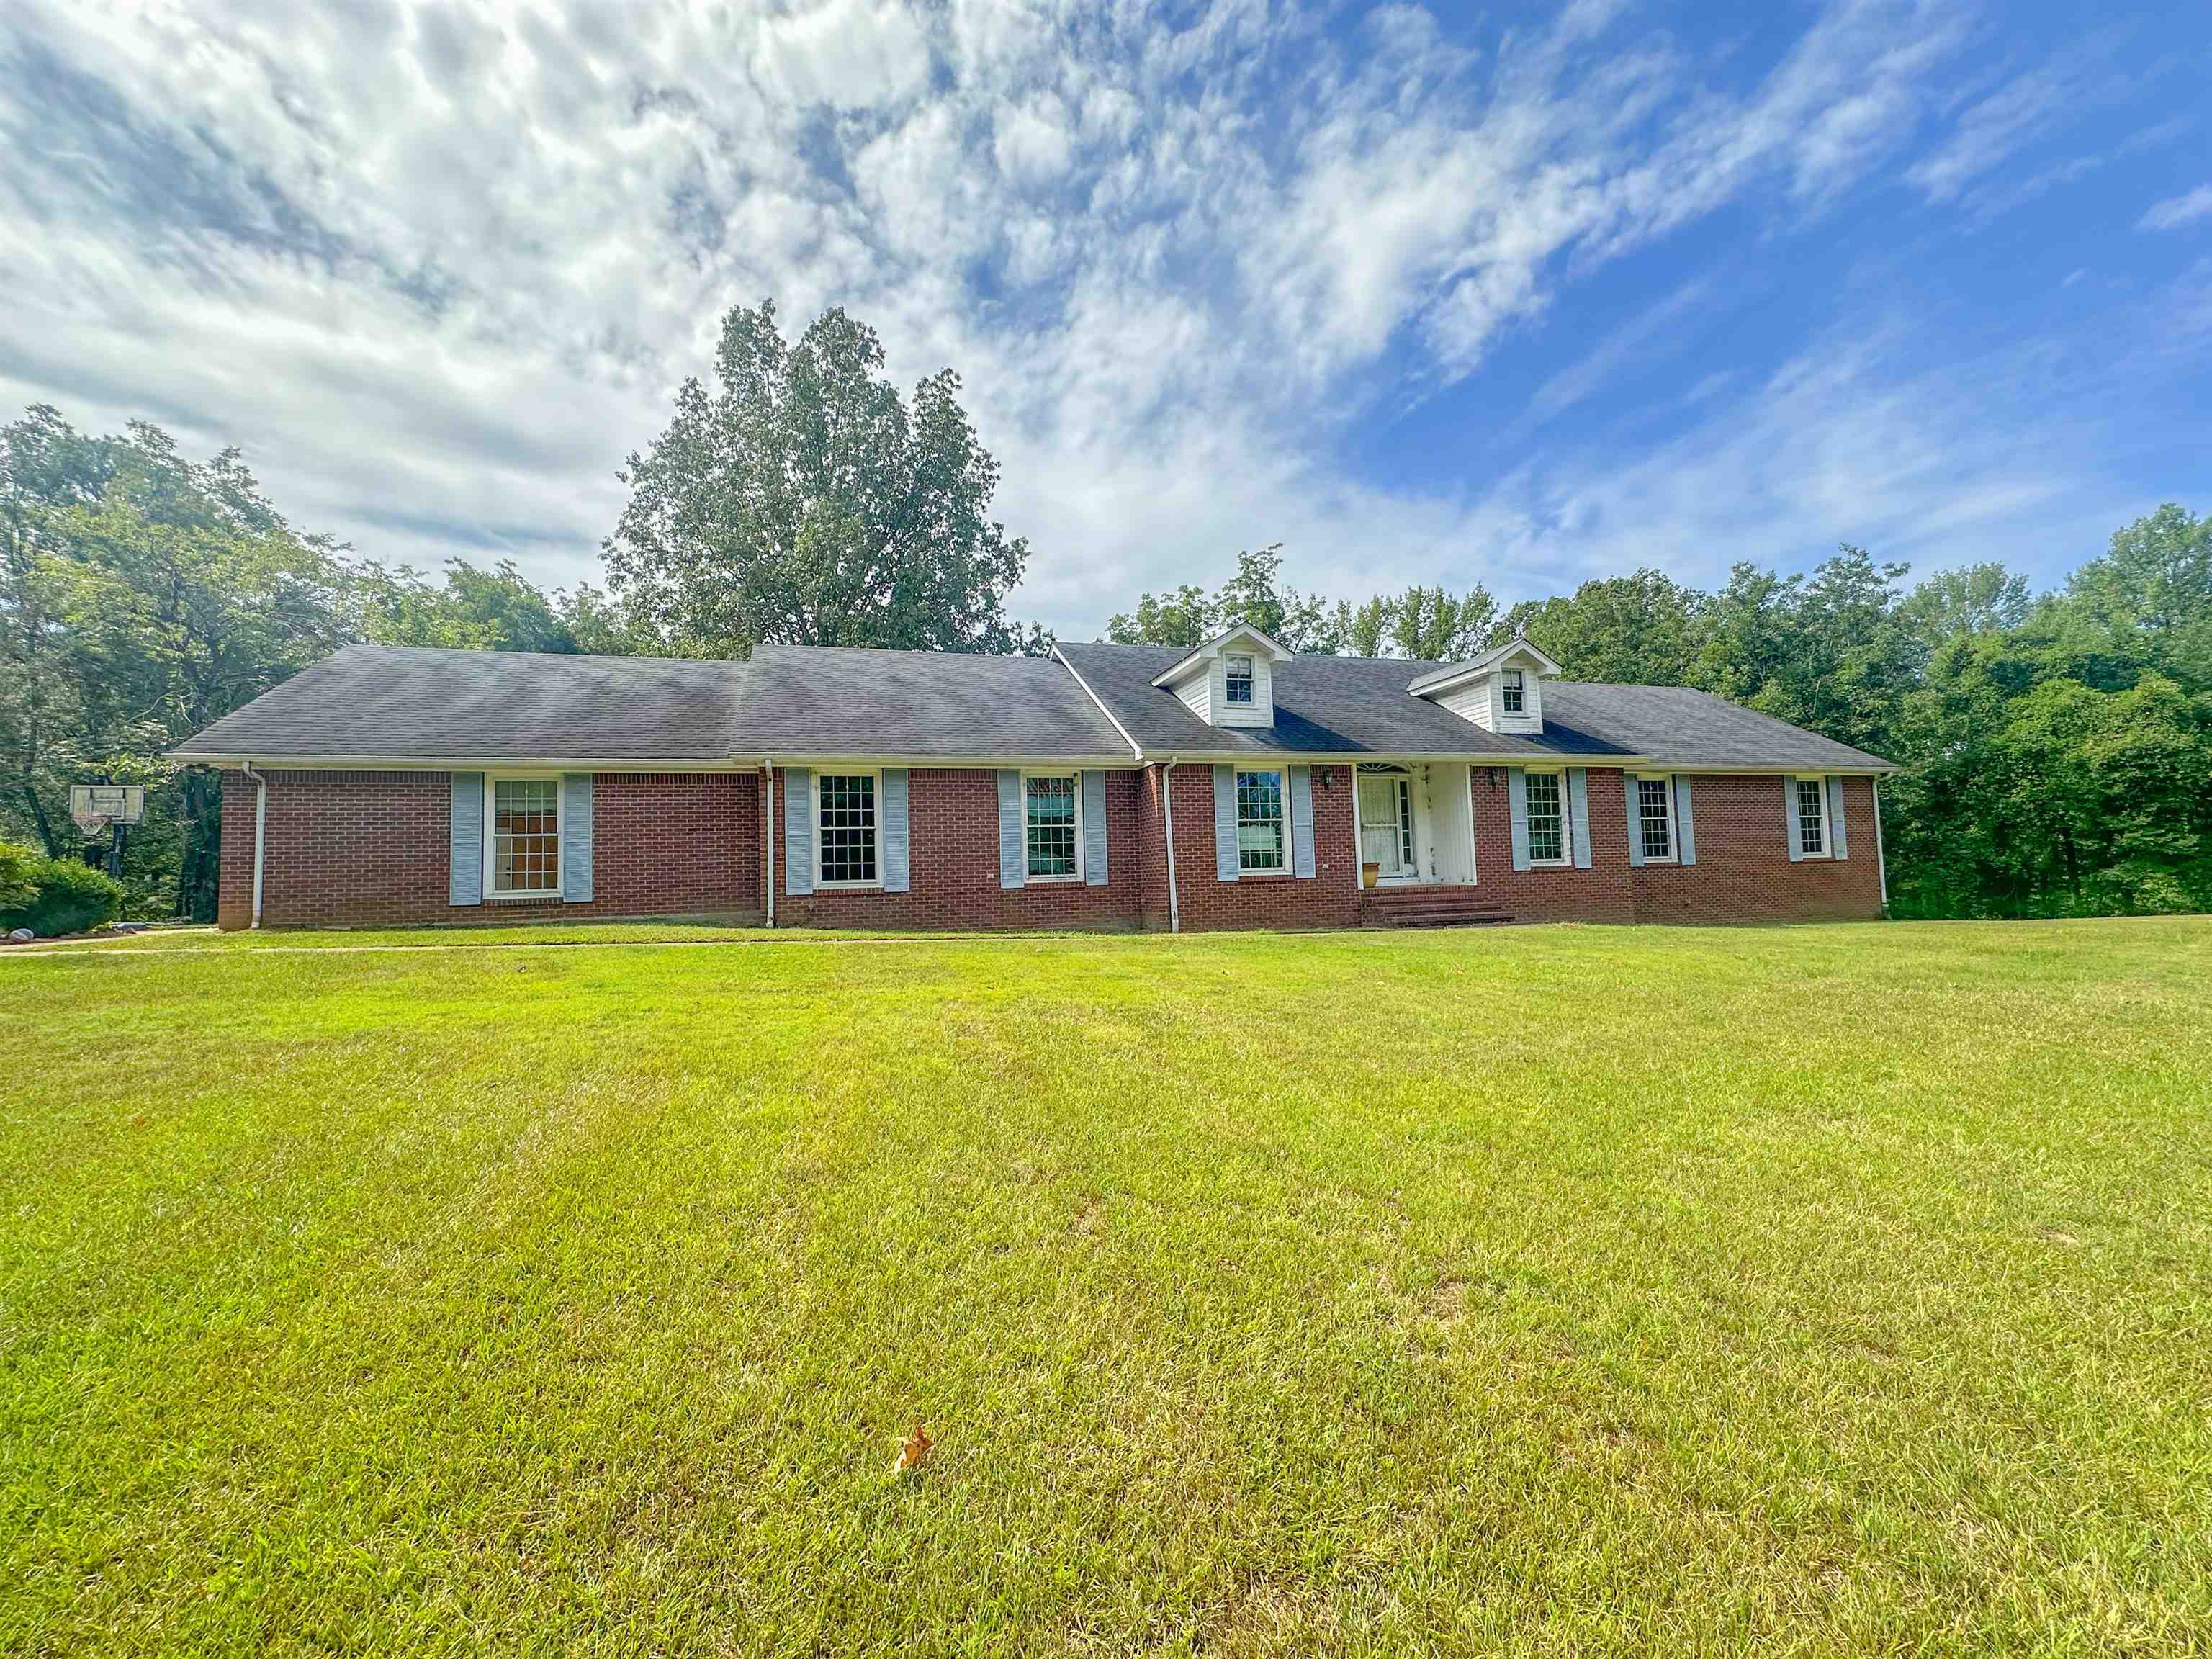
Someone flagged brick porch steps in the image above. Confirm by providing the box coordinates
[1362,886,1514,929]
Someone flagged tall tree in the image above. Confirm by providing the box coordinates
[1494,570,1703,683]
[606,300,1038,657]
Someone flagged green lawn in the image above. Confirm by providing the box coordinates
[4,920,2208,1656]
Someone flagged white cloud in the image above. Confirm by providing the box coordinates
[2139,184,2212,232]
[0,0,2162,635]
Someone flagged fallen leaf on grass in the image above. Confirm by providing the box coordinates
[893,1424,932,1474]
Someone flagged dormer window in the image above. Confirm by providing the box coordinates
[1148,625,1291,729]
[1225,655,1255,706]
[1502,669,1525,714]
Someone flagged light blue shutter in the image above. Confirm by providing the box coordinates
[784,768,814,895]
[562,773,593,902]
[1675,775,1696,866]
[998,770,1024,889]
[1568,768,1592,869]
[449,773,483,906]
[1784,777,1804,862]
[1213,765,1239,882]
[881,768,910,892]
[1288,765,1316,879]
[1827,775,1849,859]
[1626,777,1645,868]
[1508,768,1530,871]
[1082,770,1109,886]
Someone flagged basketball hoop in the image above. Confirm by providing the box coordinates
[70,783,144,835]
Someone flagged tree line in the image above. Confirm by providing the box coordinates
[5,298,2206,924]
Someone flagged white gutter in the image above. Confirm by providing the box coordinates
[1161,758,1181,934]
[1873,775,1889,917]
[763,760,776,929]
[241,761,268,929]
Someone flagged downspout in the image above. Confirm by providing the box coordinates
[241,762,268,929]
[1160,759,1181,934]
[763,760,776,929]
[1873,774,1889,917]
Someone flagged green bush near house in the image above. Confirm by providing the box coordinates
[1,920,2208,1655]
[0,844,125,938]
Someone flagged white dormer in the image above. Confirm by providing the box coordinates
[1407,633,1563,734]
[1151,624,1292,729]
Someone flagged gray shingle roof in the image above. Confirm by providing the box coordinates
[171,644,747,763]
[1056,642,1894,769]
[731,644,1133,759]
[176,639,1894,772]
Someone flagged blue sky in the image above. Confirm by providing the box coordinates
[1,0,2206,639]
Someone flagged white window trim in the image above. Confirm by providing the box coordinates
[814,768,884,889]
[1021,769,1085,884]
[1224,654,1256,706]
[483,771,563,900]
[1794,773,1832,859]
[1502,668,1527,714]
[1234,766,1290,875]
[1635,773,1679,866]
[1524,766,1570,868]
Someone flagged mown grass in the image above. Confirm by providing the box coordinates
[2,920,2208,1656]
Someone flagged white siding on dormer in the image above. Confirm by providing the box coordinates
[1495,667,1542,734]
[1437,678,1496,731]
[1176,671,1212,722]
[1213,651,1274,728]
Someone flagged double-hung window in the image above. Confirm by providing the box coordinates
[488,776,561,897]
[818,773,879,886]
[1502,669,1526,714]
[1224,654,1255,706]
[1636,775,1676,863]
[1524,770,1568,866]
[1795,777,1830,858]
[1023,773,1081,881]
[1235,768,1286,872]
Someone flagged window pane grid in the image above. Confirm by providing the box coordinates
[493,779,559,894]
[1236,770,1285,871]
[819,774,878,884]
[1503,670,1525,714]
[1797,780,1826,855]
[1225,655,1254,705]
[1637,777,1673,861]
[1025,775,1079,878]
[1525,772,1564,863]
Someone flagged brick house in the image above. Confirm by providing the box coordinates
[176,629,1895,932]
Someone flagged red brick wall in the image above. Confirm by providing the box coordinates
[1629,773,1884,924]
[215,763,1884,932]
[773,768,1144,930]
[1160,763,1364,932]
[1462,764,1639,925]
[217,768,762,930]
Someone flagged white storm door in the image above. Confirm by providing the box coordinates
[1358,774,1408,876]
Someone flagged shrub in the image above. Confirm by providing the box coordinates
[0,841,36,914]
[0,849,125,938]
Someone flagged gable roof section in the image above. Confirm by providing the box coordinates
[730,644,1134,760]
[171,644,747,763]
[1148,623,1295,688]
[1406,636,1563,696]
[1058,642,1894,769]
[176,640,1896,772]
[1058,642,1634,759]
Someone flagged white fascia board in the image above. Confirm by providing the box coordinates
[1406,640,1563,698]
[174,753,747,772]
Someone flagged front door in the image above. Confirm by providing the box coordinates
[1358,771,1413,878]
